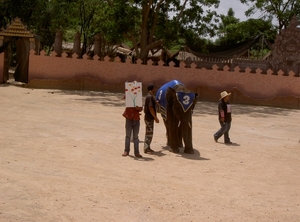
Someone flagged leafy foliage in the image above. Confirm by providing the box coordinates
[0,0,297,61]
[240,0,300,30]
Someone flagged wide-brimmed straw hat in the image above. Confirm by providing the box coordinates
[219,91,231,100]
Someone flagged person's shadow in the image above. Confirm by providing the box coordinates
[224,142,241,146]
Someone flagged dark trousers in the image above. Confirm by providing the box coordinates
[214,121,231,143]
[144,119,154,150]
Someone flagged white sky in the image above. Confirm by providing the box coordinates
[217,0,281,28]
[217,0,261,21]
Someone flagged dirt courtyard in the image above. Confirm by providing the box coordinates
[0,84,300,222]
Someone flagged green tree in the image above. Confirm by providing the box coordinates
[124,0,220,63]
[0,0,47,29]
[215,8,240,44]
[214,7,277,44]
[0,0,77,54]
[90,0,140,58]
[240,0,300,31]
[217,18,276,45]
[74,0,102,57]
[33,0,78,54]
[220,18,277,58]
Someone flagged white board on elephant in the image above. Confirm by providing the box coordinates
[125,81,142,107]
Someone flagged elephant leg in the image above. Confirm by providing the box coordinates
[163,119,170,146]
[182,121,194,154]
[178,123,183,148]
[169,117,180,153]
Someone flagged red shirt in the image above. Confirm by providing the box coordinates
[122,107,142,120]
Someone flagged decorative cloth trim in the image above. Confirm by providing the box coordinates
[176,92,195,112]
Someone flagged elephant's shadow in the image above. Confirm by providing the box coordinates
[161,146,210,161]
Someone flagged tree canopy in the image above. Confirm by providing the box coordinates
[240,0,300,30]
[0,0,297,61]
[215,8,277,45]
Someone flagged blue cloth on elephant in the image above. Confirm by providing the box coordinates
[156,80,183,120]
[175,92,195,113]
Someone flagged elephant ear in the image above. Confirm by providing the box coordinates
[175,92,196,112]
[191,93,199,111]
[162,87,177,120]
[166,87,177,104]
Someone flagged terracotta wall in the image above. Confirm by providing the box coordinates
[0,52,3,82]
[24,50,299,109]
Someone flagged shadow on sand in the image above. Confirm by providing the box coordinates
[50,90,126,107]
[193,101,298,118]
[161,146,210,161]
[50,90,298,118]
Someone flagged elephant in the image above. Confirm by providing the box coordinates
[156,80,198,154]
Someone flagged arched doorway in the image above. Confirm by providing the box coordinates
[0,17,35,83]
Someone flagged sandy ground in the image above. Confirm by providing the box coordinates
[0,84,300,222]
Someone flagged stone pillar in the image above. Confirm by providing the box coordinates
[94,34,101,58]
[73,32,81,58]
[0,36,3,47]
[34,35,41,55]
[29,38,35,51]
[231,54,237,71]
[54,31,62,57]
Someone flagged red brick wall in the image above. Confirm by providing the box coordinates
[24,50,299,108]
[0,52,3,82]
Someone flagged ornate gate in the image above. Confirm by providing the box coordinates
[0,17,35,83]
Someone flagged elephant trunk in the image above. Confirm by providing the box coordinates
[181,119,194,154]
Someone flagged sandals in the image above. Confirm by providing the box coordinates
[144,148,154,154]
